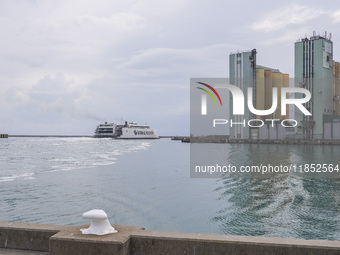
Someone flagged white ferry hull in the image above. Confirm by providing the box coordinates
[117,127,158,139]
[94,121,158,139]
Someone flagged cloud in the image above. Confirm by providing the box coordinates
[252,5,325,32]
[257,27,311,45]
[6,74,79,116]
[332,10,340,23]
[0,0,338,135]
[121,44,233,79]
[73,13,145,31]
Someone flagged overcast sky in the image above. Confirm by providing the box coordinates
[1,0,340,135]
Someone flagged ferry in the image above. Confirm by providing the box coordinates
[94,121,159,139]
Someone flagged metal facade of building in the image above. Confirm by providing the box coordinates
[295,34,334,138]
[295,32,340,139]
[229,50,256,139]
[229,50,289,140]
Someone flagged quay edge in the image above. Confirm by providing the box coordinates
[1,221,340,255]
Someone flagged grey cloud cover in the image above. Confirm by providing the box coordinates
[0,0,340,135]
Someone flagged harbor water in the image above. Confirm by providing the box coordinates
[1,137,340,240]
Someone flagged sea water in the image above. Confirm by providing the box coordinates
[1,137,340,240]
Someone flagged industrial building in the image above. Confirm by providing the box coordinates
[294,32,340,139]
[229,50,290,140]
[229,31,340,141]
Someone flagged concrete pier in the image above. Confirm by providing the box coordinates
[228,138,340,145]
[1,221,340,254]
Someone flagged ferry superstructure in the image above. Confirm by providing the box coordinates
[94,121,158,139]
[94,122,116,138]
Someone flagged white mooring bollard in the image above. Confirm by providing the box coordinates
[80,209,117,235]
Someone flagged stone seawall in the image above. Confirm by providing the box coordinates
[1,221,340,255]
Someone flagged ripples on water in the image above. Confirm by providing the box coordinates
[0,138,150,181]
[1,138,340,240]
[211,144,340,240]
[213,177,340,239]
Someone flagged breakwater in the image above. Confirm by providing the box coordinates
[228,138,340,145]
[8,135,93,138]
[184,136,340,144]
[1,221,340,255]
